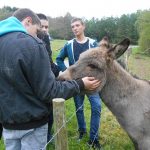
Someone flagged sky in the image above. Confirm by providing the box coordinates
[0,0,150,19]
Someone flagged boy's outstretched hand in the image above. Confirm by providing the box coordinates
[82,77,101,91]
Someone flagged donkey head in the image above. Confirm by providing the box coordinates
[58,38,130,93]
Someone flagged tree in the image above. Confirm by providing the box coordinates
[0,6,17,20]
[136,10,150,54]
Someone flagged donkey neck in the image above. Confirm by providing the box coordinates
[101,60,138,114]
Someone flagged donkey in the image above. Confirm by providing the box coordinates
[58,38,150,150]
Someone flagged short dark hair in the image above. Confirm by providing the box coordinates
[71,18,84,25]
[13,8,41,25]
[37,13,48,21]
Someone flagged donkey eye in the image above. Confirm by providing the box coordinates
[87,64,97,69]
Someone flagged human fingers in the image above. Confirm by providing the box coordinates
[89,80,101,90]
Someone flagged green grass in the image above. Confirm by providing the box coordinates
[0,140,4,150]
[0,41,150,150]
[51,39,67,61]
[131,46,140,55]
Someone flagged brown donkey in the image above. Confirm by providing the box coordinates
[58,38,150,150]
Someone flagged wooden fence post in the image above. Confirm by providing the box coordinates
[53,98,68,150]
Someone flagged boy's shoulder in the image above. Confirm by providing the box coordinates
[67,39,74,45]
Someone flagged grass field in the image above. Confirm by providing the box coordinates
[51,39,67,61]
[0,40,150,150]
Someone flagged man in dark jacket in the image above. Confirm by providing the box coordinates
[37,13,59,142]
[0,8,100,150]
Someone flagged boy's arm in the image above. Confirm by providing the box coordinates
[56,44,68,71]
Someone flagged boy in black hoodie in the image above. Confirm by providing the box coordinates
[0,9,100,150]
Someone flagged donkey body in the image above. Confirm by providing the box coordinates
[59,38,150,150]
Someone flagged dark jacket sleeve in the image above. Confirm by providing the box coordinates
[50,63,60,77]
[20,40,82,102]
[56,44,68,71]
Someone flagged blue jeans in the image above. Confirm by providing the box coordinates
[3,123,48,150]
[74,93,101,141]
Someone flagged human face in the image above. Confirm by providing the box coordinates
[22,17,41,37]
[40,19,49,34]
[71,21,85,37]
[27,24,41,37]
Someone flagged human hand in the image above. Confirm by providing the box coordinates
[82,77,101,91]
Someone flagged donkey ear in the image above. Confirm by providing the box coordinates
[108,38,130,59]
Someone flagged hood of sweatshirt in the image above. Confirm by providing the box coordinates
[0,16,27,36]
